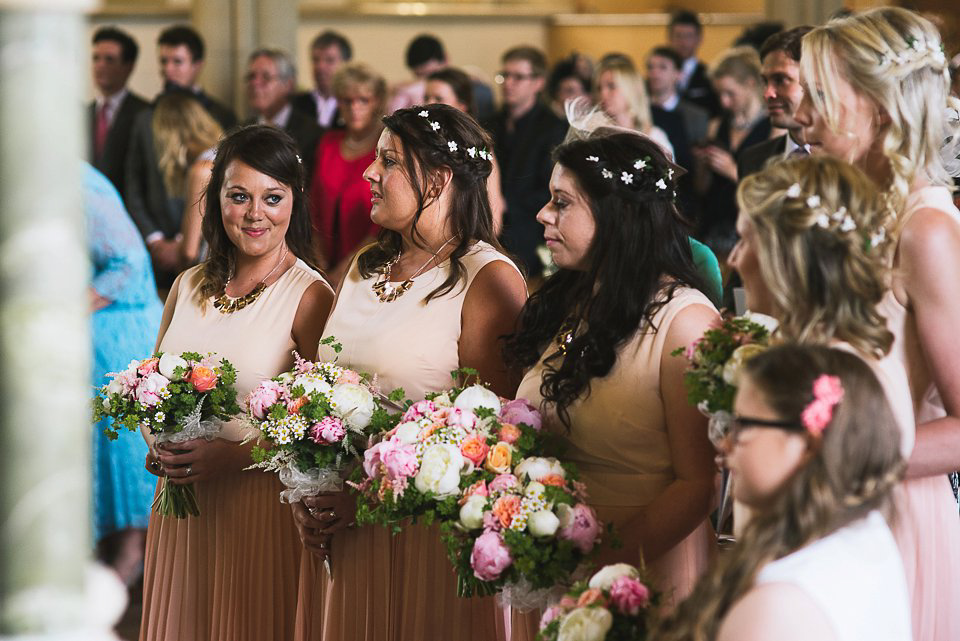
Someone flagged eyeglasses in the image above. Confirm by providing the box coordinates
[245,72,279,84]
[495,71,539,84]
[728,414,804,444]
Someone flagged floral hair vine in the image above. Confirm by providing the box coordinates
[801,374,844,436]
[417,109,492,163]
[784,182,885,249]
[585,154,675,200]
[880,36,947,71]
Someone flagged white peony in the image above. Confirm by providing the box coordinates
[393,421,421,444]
[515,457,566,482]
[293,374,333,399]
[331,383,376,429]
[415,443,464,497]
[743,311,780,333]
[588,563,641,590]
[454,385,502,414]
[106,378,125,397]
[557,607,613,641]
[277,371,295,384]
[158,353,188,381]
[101,396,111,410]
[459,494,487,530]
[527,509,560,537]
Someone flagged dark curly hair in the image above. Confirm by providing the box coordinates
[504,129,706,428]
[356,104,504,302]
[197,124,319,304]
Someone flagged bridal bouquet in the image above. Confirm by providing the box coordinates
[247,341,402,504]
[93,351,240,517]
[536,563,657,641]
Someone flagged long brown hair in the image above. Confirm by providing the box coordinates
[652,344,904,641]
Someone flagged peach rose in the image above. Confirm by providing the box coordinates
[498,423,522,444]
[287,396,308,414]
[492,495,522,529]
[459,480,489,505]
[337,369,362,385]
[460,435,490,467]
[540,474,567,488]
[187,365,218,392]
[577,588,607,608]
[484,442,513,474]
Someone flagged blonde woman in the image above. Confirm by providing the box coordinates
[654,344,911,641]
[795,8,960,638]
[595,56,674,156]
[152,92,223,268]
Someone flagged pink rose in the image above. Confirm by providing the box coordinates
[402,400,437,422]
[460,434,490,466]
[337,369,362,385]
[488,473,519,493]
[459,480,489,504]
[363,441,385,478]
[309,416,346,444]
[609,577,651,616]
[499,399,542,431]
[248,380,282,419]
[559,504,601,554]
[498,423,521,444]
[137,357,159,376]
[471,530,513,581]
[379,440,419,480]
[539,605,565,631]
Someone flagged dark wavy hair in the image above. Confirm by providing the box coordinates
[197,124,319,304]
[356,104,503,302]
[504,129,706,427]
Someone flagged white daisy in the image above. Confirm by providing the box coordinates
[621,171,633,184]
[448,141,458,152]
[634,159,647,170]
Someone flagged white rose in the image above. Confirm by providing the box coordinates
[454,385,502,414]
[331,383,375,429]
[294,374,333,399]
[101,396,111,410]
[106,378,125,397]
[414,443,464,497]
[393,421,421,444]
[515,457,565,482]
[158,353,188,381]
[525,481,546,497]
[528,509,560,537]
[557,607,613,641]
[721,343,767,386]
[742,311,780,333]
[588,563,641,591]
[459,494,487,530]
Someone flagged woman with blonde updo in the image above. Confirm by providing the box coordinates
[795,8,960,638]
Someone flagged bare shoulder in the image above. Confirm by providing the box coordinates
[718,583,837,641]
[467,259,527,301]
[664,299,718,348]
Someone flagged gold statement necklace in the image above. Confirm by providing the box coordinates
[213,246,288,314]
[372,237,455,303]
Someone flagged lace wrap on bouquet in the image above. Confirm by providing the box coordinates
[697,400,733,444]
[278,464,345,503]
[498,564,592,612]
[155,398,222,446]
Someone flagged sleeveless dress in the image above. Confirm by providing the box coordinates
[295,241,521,641]
[87,164,162,543]
[754,511,912,641]
[139,259,329,641]
[878,185,960,641]
[511,287,718,639]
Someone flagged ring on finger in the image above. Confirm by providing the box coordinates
[308,506,320,517]
[186,465,193,476]
[327,510,338,520]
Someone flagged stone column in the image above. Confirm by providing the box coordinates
[0,0,113,639]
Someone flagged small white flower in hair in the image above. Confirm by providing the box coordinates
[601,168,613,179]
[587,156,599,162]
[479,150,491,161]
[295,154,303,165]
[815,213,831,229]
[667,168,674,180]
[656,178,667,191]
[419,110,429,118]
[786,183,802,198]
[467,147,477,158]
[448,141,458,152]
[620,172,634,185]
[806,195,821,208]
[871,227,886,247]
[634,159,647,170]
[840,215,857,232]
[430,121,441,131]
[830,206,848,222]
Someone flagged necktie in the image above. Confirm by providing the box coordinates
[94,102,109,160]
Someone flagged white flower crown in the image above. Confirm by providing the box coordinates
[880,37,947,71]
[784,182,886,248]
[417,109,491,162]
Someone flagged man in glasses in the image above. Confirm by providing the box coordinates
[484,46,567,280]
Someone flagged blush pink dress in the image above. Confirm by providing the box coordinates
[510,287,718,639]
[878,185,960,641]
[139,260,330,641]
[294,242,521,641]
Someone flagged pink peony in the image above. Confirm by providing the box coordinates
[539,606,565,631]
[337,369,362,385]
[445,407,476,429]
[488,473,519,493]
[135,372,169,407]
[471,530,513,581]
[363,441,385,478]
[402,400,437,422]
[379,440,419,480]
[499,399,542,431]
[137,357,159,376]
[248,380,282,419]
[309,416,346,444]
[116,369,139,396]
[482,511,502,531]
[609,577,651,616]
[559,504,602,554]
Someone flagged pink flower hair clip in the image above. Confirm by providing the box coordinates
[801,375,844,436]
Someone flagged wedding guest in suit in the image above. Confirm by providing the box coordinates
[155,25,235,130]
[245,49,321,184]
[647,46,709,172]
[291,31,351,129]
[485,46,567,279]
[89,27,149,199]
[738,26,813,180]
[669,10,721,118]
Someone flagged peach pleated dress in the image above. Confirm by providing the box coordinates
[879,186,960,641]
[140,261,329,641]
[510,287,718,640]
[296,241,520,641]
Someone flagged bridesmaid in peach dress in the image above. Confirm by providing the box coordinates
[140,126,334,641]
[797,8,960,639]
[290,104,527,641]
[505,129,720,639]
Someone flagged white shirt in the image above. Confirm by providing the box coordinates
[95,88,128,129]
[313,91,338,128]
[783,134,810,158]
[258,103,292,129]
[658,93,680,112]
[679,57,698,91]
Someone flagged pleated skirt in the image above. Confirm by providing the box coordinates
[139,470,302,641]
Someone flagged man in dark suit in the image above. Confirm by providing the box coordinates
[738,26,813,180]
[88,27,149,199]
[291,30,351,129]
[156,25,236,130]
[245,48,322,184]
[484,46,567,279]
[646,46,709,172]
[669,10,722,119]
